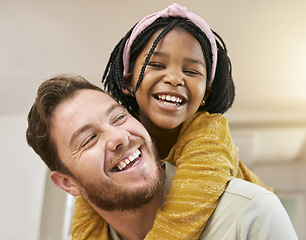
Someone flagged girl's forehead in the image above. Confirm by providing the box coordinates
[149,27,199,48]
[152,26,191,39]
[149,26,198,43]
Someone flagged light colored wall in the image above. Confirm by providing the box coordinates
[0,116,46,240]
[1,0,305,239]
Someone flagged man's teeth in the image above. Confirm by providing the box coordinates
[117,149,141,171]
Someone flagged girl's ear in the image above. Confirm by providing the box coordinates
[122,73,133,96]
[201,86,212,106]
[50,171,81,197]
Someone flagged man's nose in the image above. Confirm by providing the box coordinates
[163,69,185,86]
[105,127,130,151]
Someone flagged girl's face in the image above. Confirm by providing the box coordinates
[129,28,207,130]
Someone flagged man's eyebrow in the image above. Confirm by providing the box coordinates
[149,51,205,67]
[69,102,122,147]
[69,124,94,148]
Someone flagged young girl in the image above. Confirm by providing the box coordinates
[72,3,271,239]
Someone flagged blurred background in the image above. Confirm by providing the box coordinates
[1,0,305,239]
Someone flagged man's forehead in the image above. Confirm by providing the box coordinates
[50,89,124,149]
[61,89,122,119]
[51,89,119,129]
[76,88,116,103]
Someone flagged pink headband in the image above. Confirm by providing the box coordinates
[122,3,217,87]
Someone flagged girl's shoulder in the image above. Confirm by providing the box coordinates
[178,111,231,142]
[181,111,228,132]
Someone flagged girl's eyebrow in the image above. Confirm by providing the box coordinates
[184,57,205,67]
[143,51,166,59]
[151,51,166,57]
[69,103,123,147]
[150,51,205,67]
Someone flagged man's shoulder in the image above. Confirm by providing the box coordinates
[213,177,278,219]
[219,177,281,221]
[201,177,298,240]
[224,177,274,200]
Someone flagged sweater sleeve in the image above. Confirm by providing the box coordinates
[144,112,240,240]
[71,196,109,240]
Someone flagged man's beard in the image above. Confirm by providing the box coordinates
[84,162,164,211]
[78,141,165,211]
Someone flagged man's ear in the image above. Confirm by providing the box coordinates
[122,73,133,96]
[50,171,81,197]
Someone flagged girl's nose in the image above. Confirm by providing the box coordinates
[163,70,185,86]
[106,127,130,152]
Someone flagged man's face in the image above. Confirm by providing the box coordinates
[50,89,164,211]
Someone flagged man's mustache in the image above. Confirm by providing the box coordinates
[110,137,144,167]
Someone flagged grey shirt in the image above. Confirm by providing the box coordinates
[69,162,297,239]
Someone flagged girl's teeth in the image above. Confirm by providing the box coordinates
[157,94,183,103]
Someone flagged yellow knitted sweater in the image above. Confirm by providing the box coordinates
[71,112,270,239]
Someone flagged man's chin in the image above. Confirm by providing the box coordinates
[83,164,165,212]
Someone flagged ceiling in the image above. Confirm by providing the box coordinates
[1,0,306,122]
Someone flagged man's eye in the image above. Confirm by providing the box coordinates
[113,114,127,124]
[81,135,96,148]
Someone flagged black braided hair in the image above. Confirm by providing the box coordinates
[134,18,180,93]
[204,30,235,114]
[102,16,235,116]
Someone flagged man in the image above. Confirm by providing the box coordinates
[27,74,298,240]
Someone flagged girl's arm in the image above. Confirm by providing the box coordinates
[71,196,109,239]
[144,112,239,239]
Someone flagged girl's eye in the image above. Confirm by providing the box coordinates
[81,135,97,148]
[184,69,201,76]
[148,62,165,69]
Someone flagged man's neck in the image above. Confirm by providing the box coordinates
[92,190,163,240]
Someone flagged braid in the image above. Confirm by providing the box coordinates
[102,17,235,116]
[102,27,137,113]
[134,18,180,93]
[180,20,213,89]
[202,30,235,114]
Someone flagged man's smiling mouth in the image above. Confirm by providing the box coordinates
[154,94,184,106]
[111,149,141,172]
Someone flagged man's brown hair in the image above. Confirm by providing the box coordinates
[26,74,104,174]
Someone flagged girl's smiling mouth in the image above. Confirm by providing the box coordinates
[152,91,187,107]
[154,94,184,106]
